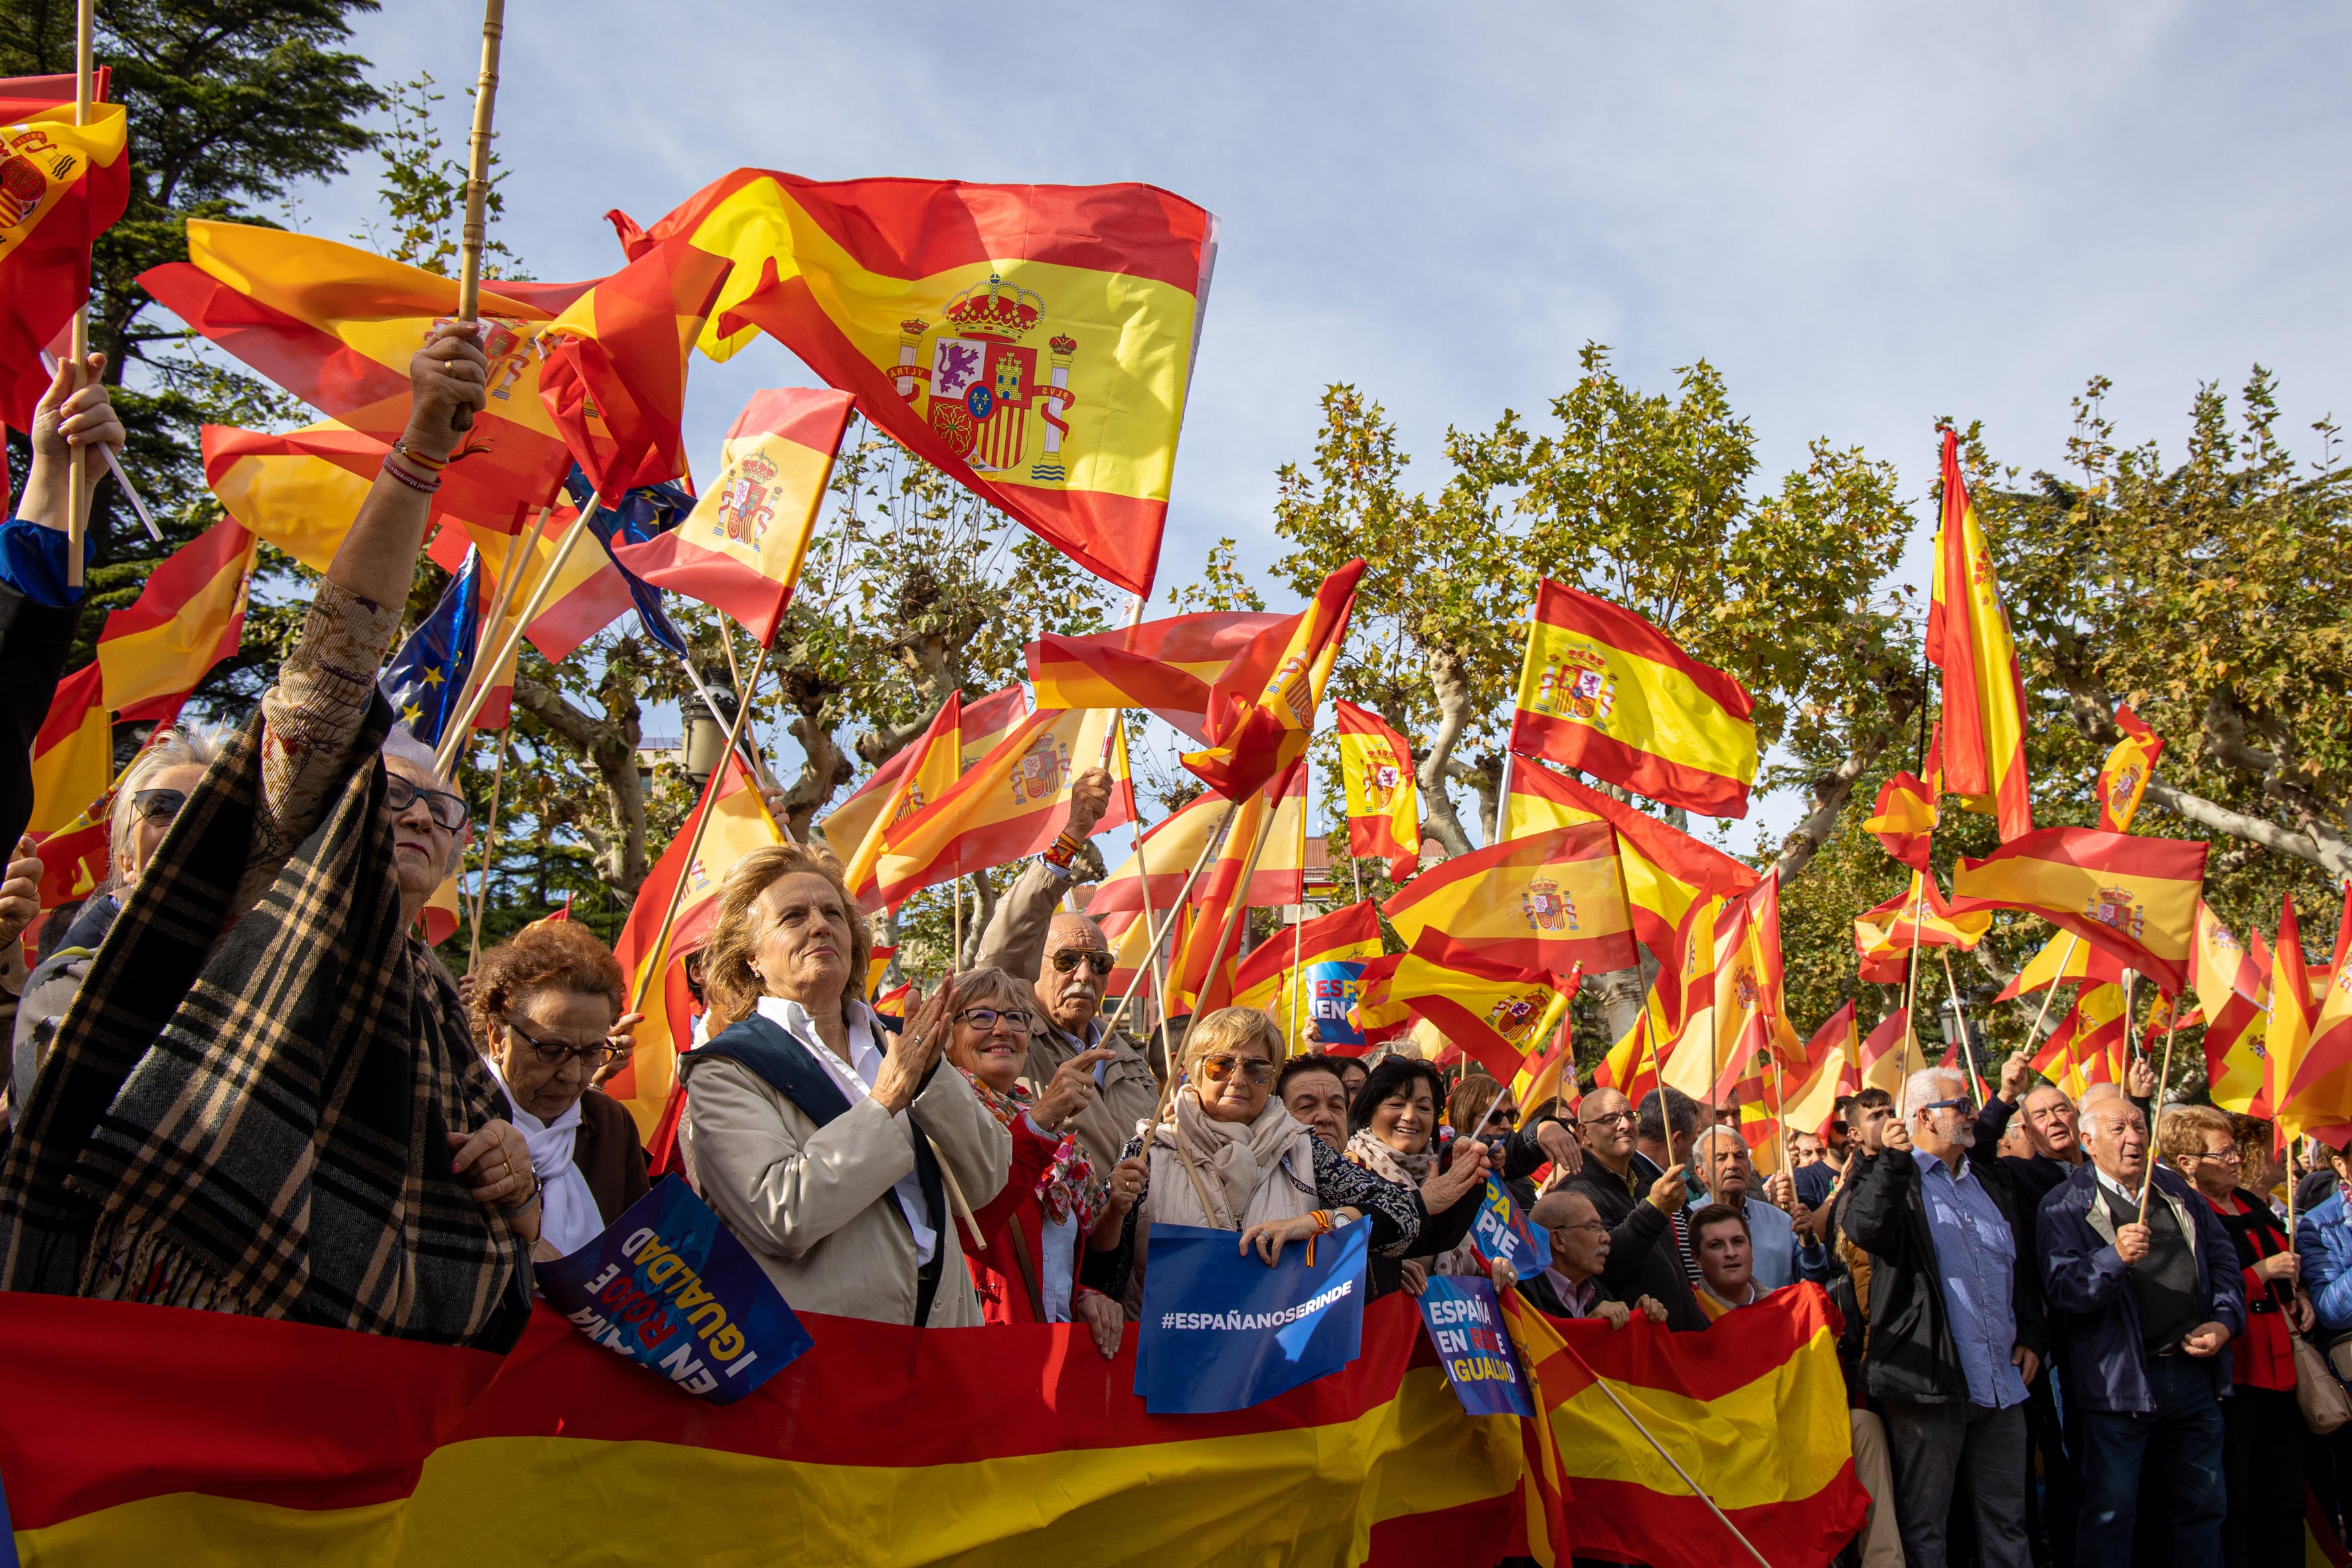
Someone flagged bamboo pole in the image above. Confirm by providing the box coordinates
[2135,1008,2184,1212]
[440,505,548,757]
[448,0,505,432]
[64,0,94,586]
[434,505,595,777]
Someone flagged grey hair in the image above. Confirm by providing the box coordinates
[107,724,224,888]
[1691,1124,1749,1160]
[1901,1065,1968,1119]
[378,729,463,876]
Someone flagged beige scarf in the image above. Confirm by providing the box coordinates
[1147,1091,1317,1232]
[1347,1129,1482,1277]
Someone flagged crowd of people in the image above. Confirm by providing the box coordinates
[0,325,2341,1568]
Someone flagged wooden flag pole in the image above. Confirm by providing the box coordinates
[449,0,505,432]
[1897,875,1930,1088]
[2136,1006,2185,1213]
[1103,800,1238,1042]
[64,0,94,587]
[1940,948,1983,1094]
[439,505,550,763]
[1289,753,1309,1053]
[435,503,595,777]
[627,637,774,1017]
[465,724,512,972]
[1120,712,1173,1039]
[1567,1346,1776,1568]
[2021,934,2084,1048]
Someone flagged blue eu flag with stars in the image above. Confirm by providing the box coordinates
[562,467,694,660]
[380,546,485,745]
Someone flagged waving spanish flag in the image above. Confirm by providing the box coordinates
[1948,826,2205,992]
[1926,430,2033,840]
[141,221,602,522]
[2294,886,2352,1140]
[1087,787,1233,921]
[94,516,257,710]
[1864,769,1939,873]
[1703,874,1787,1107]
[1853,871,1992,984]
[873,707,1133,907]
[1382,821,1636,984]
[1992,926,2128,1002]
[1780,1002,1857,1140]
[615,171,1217,596]
[0,75,128,430]
[1161,765,1298,1014]
[1353,937,1569,1082]
[2274,889,2352,1143]
[841,692,966,909]
[613,386,853,645]
[1336,701,1421,878]
[1510,579,1759,819]
[1856,1006,1913,1097]
[25,664,112,838]
[1184,560,1362,801]
[2032,983,2128,1099]
[1028,610,1289,740]
[1230,898,1385,1040]
[2193,902,2271,1115]
[2095,704,2165,832]
[817,686,1026,868]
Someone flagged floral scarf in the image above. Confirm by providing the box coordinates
[962,1071,1103,1231]
[1347,1129,1482,1277]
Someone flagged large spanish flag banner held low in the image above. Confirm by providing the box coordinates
[0,72,127,433]
[615,170,1219,596]
[1336,700,1423,878]
[1382,821,1638,986]
[1509,579,1759,819]
[1926,430,2033,841]
[1946,825,2206,993]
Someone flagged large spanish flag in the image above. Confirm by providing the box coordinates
[1510,580,1758,819]
[1502,1283,1869,1568]
[0,1289,1528,1568]
[613,386,853,645]
[141,221,602,522]
[1354,937,1570,1083]
[615,170,1218,596]
[872,706,1133,907]
[1947,826,2205,992]
[2193,902,2271,1115]
[816,685,1027,868]
[1852,871,1992,984]
[1231,898,1386,1031]
[1029,609,1289,740]
[2096,705,2165,832]
[840,692,965,910]
[1184,560,1363,801]
[1337,701,1422,880]
[607,758,787,1138]
[0,77,128,430]
[1383,822,1637,986]
[92,515,257,710]
[1926,430,2033,840]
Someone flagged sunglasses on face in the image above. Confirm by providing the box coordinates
[1195,1053,1274,1086]
[957,1006,1035,1036]
[132,788,188,824]
[503,1014,627,1069]
[385,773,469,831]
[1047,948,1115,977]
[1921,1097,1976,1117]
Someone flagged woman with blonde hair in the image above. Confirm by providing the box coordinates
[678,842,1010,1326]
[1083,1006,1423,1306]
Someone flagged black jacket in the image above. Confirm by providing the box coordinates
[1517,1269,1622,1319]
[0,581,80,853]
[1842,1143,2049,1404]
[1557,1156,1705,1332]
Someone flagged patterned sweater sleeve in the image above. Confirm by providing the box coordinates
[236,580,404,914]
[1081,1133,1151,1304]
[1312,1137,1421,1257]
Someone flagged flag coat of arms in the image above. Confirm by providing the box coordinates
[0,75,127,430]
[1381,821,1636,984]
[1336,701,1421,878]
[614,171,1218,595]
[1947,826,2206,993]
[2096,706,2165,832]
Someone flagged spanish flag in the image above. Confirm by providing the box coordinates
[1991,926,2127,1002]
[26,666,112,838]
[1382,821,1636,985]
[1863,769,1938,874]
[2194,902,2271,1116]
[614,386,854,646]
[422,510,633,664]
[1779,1002,1855,1140]
[1926,430,2033,841]
[2096,705,2165,832]
[872,706,1133,907]
[141,221,601,522]
[607,757,786,1138]
[1336,701,1421,880]
[1354,937,1569,1083]
[1087,787,1234,923]
[1504,756,1758,971]
[842,691,965,910]
[1028,609,1290,740]
[616,171,1217,597]
[2266,897,2320,1137]
[1857,1006,1913,1097]
[1161,765,1299,1014]
[1516,1012,1579,1117]
[1510,580,1758,820]
[1503,1284,1871,1568]
[2277,887,2352,1143]
[1707,876,1788,1107]
[1593,1013,1662,1105]
[1230,898,1385,1040]
[93,515,257,711]
[1184,560,1362,802]
[2032,983,2128,1099]
[1853,871,1992,984]
[1948,826,2205,993]
[816,685,1027,868]
[0,76,128,430]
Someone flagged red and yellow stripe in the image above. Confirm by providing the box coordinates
[1948,826,2206,993]
[1927,431,2033,840]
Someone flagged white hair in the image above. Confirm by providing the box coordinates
[107,724,224,887]
[1901,1065,1968,1118]
[1692,1124,1749,1159]
[378,729,464,876]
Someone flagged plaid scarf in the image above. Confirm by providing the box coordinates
[0,699,528,1348]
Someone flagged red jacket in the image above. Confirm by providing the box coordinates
[958,1115,1097,1326]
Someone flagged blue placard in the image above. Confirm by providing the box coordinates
[1417,1275,1536,1417]
[1304,959,1370,1047]
[1135,1219,1370,1414]
[533,1176,813,1406]
[1468,1174,1551,1277]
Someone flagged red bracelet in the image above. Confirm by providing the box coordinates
[390,436,450,471]
[381,455,442,494]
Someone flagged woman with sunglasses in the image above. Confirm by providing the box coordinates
[466,921,650,1262]
[1085,1007,1423,1308]
[941,965,1127,1356]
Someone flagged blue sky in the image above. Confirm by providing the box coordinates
[289,1,2352,848]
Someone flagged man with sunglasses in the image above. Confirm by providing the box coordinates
[1842,1066,2049,1568]
[996,911,1160,1180]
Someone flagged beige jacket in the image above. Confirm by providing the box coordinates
[678,1026,1011,1327]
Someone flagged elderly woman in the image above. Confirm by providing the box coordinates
[1345,1056,1502,1296]
[940,965,1128,1356]
[467,921,651,1261]
[679,842,1010,1326]
[1085,1008,1423,1306]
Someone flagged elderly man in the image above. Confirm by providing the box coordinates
[2041,1093,2242,1568]
[1843,1066,2048,1568]
[0,325,538,1348]
[1691,1125,1827,1291]
[1275,1052,1351,1150]
[1635,1086,1707,1287]
[1557,1087,1704,1330]
[1522,1187,1666,1326]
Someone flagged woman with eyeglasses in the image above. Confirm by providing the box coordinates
[1345,1056,1502,1298]
[938,965,1127,1356]
[465,921,649,1263]
[1085,1008,1423,1308]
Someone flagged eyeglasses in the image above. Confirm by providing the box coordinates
[131,788,188,824]
[957,1007,1034,1036]
[1579,1111,1636,1127]
[502,1014,628,1069]
[1551,1219,1609,1237]
[1195,1053,1275,1086]
[1048,949,1115,977]
[1921,1097,1976,1117]
[2191,1146,2244,1164]
[386,773,469,831]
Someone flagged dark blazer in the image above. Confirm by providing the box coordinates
[1557,1156,1706,1332]
[572,1088,651,1225]
[1517,1269,1622,1319]
[0,583,78,852]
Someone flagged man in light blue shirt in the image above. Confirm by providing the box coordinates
[1690,1125,1830,1291]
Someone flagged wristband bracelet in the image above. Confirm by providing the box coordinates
[390,436,451,471]
[382,455,443,494]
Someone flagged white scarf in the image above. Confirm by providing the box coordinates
[1148,1091,1317,1231]
[485,1057,602,1257]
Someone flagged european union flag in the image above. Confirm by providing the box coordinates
[562,467,693,659]
[380,546,484,745]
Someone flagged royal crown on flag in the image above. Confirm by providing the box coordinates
[1520,878,1575,933]
[717,451,781,545]
[1529,643,1617,723]
[2086,886,2146,938]
[945,274,1046,339]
